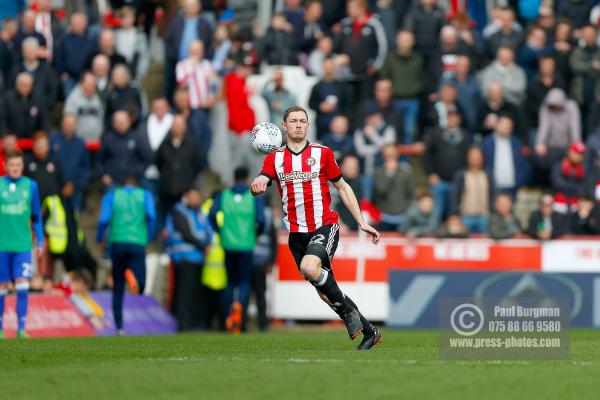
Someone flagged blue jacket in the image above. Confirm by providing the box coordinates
[98,130,148,184]
[481,135,530,189]
[50,132,91,190]
[164,13,212,61]
[166,202,213,264]
[54,32,97,78]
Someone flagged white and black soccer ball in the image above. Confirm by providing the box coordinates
[250,122,283,155]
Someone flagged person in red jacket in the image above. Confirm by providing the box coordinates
[223,47,262,181]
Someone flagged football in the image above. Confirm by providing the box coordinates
[250,122,283,154]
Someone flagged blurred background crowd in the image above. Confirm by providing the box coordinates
[3,0,600,330]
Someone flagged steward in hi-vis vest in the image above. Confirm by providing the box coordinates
[165,188,213,331]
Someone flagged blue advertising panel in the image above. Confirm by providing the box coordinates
[388,271,600,328]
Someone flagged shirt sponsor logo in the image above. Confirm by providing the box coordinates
[278,171,318,182]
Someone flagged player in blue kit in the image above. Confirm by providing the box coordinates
[0,150,44,339]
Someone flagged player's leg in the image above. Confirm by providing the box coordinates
[129,244,147,294]
[13,251,33,338]
[300,254,361,339]
[110,243,127,334]
[0,252,10,337]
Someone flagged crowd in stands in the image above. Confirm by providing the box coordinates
[5,0,600,323]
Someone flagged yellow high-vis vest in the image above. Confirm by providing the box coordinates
[42,195,68,254]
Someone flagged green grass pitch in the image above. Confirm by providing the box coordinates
[1,329,599,400]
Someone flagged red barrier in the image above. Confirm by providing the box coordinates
[14,139,101,152]
[3,294,95,338]
[276,234,543,284]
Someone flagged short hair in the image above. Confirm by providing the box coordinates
[119,6,136,18]
[33,130,48,141]
[5,149,24,161]
[283,106,308,122]
[234,167,249,181]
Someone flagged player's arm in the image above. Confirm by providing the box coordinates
[252,152,276,196]
[30,182,45,256]
[331,177,380,245]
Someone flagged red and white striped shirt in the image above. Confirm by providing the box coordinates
[175,58,215,110]
[260,143,342,233]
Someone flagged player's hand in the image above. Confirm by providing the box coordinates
[97,241,105,252]
[360,223,381,245]
[251,175,269,196]
[35,246,44,258]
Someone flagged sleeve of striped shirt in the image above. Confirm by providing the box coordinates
[175,60,187,85]
[259,152,277,182]
[323,147,342,182]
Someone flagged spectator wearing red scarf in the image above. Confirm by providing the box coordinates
[551,142,586,213]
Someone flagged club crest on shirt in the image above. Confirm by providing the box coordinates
[306,157,316,166]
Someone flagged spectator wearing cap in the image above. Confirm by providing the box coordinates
[481,114,529,198]
[485,7,523,59]
[570,24,600,120]
[527,193,569,240]
[1,72,49,138]
[361,78,404,142]
[165,0,213,102]
[559,0,592,30]
[525,55,567,134]
[450,146,495,234]
[9,37,58,110]
[373,144,415,232]
[98,111,147,188]
[308,58,349,140]
[380,30,424,145]
[54,13,96,97]
[535,88,581,171]
[353,103,396,199]
[334,0,388,114]
[423,105,471,224]
[477,83,525,142]
[322,115,354,163]
[63,71,104,142]
[551,142,587,213]
[479,46,526,105]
